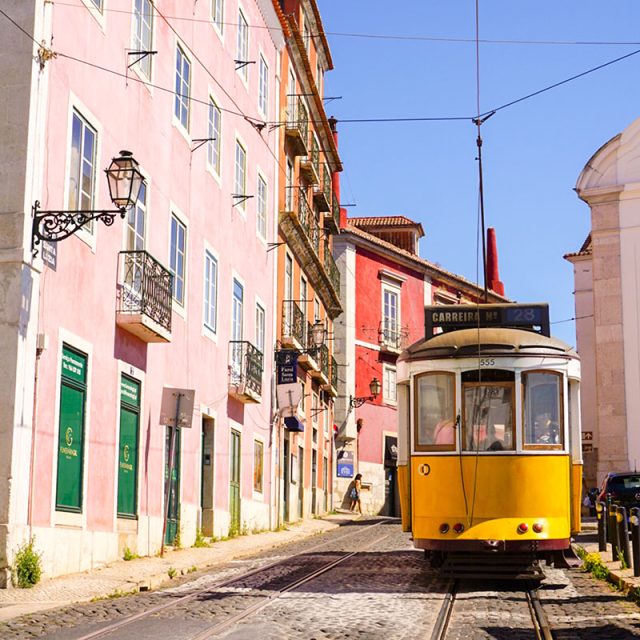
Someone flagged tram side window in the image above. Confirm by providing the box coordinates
[462,384,514,451]
[415,372,455,451]
[523,371,563,448]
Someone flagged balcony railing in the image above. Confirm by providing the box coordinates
[323,242,340,295]
[116,251,173,343]
[285,97,309,156]
[228,341,263,402]
[318,343,329,381]
[331,355,338,391]
[281,299,306,348]
[300,137,320,184]
[379,322,404,351]
[314,164,331,213]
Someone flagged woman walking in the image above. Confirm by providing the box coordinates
[350,473,362,514]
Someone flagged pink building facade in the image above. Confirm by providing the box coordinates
[0,0,284,584]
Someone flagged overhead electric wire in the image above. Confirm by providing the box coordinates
[51,2,640,47]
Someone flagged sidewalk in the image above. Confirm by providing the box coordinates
[0,513,359,622]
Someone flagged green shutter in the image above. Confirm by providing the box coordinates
[55,346,87,512]
[117,376,140,517]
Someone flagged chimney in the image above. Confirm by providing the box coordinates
[486,227,504,296]
[328,116,347,229]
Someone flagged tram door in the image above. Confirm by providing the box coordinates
[383,436,399,516]
[229,430,241,534]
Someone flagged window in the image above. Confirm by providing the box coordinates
[314,298,320,322]
[236,9,249,80]
[253,440,264,493]
[287,70,296,124]
[414,372,455,451]
[68,110,97,231]
[118,375,140,518]
[302,11,310,53]
[230,279,244,377]
[234,140,247,208]
[175,45,191,131]
[126,180,146,251]
[170,214,186,306]
[316,62,324,98]
[462,382,514,451]
[89,0,103,11]
[255,302,265,353]
[56,345,88,512]
[132,0,153,79]
[212,0,223,34]
[523,371,564,449]
[312,391,319,424]
[204,251,218,332]
[382,286,400,348]
[285,158,294,211]
[258,55,268,116]
[300,277,308,326]
[256,174,267,238]
[383,365,397,404]
[207,98,221,175]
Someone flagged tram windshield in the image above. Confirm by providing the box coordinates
[523,371,563,449]
[414,372,456,451]
[462,384,514,451]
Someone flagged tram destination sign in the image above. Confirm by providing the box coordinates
[425,303,550,337]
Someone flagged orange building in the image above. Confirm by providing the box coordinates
[272,0,342,523]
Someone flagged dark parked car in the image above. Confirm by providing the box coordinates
[598,472,640,512]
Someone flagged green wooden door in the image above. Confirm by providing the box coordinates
[117,376,140,518]
[164,426,181,545]
[56,346,88,512]
[229,430,241,534]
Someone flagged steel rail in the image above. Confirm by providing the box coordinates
[527,589,554,640]
[429,580,457,640]
[191,530,392,639]
[74,519,388,640]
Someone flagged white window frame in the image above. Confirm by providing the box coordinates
[236,7,249,83]
[132,0,154,81]
[234,138,247,211]
[174,43,191,135]
[312,391,319,425]
[258,53,268,117]
[383,364,398,405]
[204,249,218,335]
[207,95,222,180]
[211,0,224,38]
[381,282,401,348]
[169,210,188,310]
[256,172,267,240]
[253,437,265,496]
[255,301,265,354]
[80,0,106,29]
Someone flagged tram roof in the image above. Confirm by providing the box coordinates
[399,327,577,360]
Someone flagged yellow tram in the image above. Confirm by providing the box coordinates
[396,303,582,571]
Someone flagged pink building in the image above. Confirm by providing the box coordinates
[0,0,284,583]
[333,218,507,514]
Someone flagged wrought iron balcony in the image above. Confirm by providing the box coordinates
[379,322,405,352]
[281,299,306,349]
[285,97,309,156]
[314,164,332,214]
[228,341,263,403]
[300,137,320,185]
[298,321,320,372]
[322,354,339,397]
[323,242,340,296]
[116,251,172,343]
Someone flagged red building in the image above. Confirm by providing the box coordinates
[332,218,507,514]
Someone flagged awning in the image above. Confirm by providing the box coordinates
[284,416,304,432]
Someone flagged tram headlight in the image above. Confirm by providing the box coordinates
[517,522,529,534]
[453,523,465,534]
[532,522,544,533]
[596,502,604,513]
[439,523,450,534]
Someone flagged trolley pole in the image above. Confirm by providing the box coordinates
[596,501,607,553]
[630,507,640,577]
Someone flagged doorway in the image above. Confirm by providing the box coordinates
[311,449,317,516]
[164,426,181,545]
[201,417,215,536]
[298,445,304,519]
[229,430,241,535]
[283,433,290,522]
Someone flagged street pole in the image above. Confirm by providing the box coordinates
[161,392,182,557]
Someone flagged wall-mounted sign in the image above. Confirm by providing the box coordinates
[41,241,57,271]
[276,350,298,385]
[337,450,354,478]
[159,387,195,428]
[582,431,593,442]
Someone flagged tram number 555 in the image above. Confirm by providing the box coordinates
[480,358,495,367]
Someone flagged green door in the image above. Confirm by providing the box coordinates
[164,426,181,545]
[56,346,88,512]
[229,430,241,534]
[117,376,140,518]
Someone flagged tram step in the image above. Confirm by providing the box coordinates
[440,553,544,581]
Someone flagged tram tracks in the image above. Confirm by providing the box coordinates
[74,519,392,640]
[430,580,555,640]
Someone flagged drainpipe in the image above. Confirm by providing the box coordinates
[328,117,347,229]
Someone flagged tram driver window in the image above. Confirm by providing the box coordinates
[523,371,563,449]
[414,372,455,451]
[462,384,515,451]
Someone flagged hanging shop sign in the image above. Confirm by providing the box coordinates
[336,450,354,478]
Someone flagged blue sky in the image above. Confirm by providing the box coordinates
[318,1,640,345]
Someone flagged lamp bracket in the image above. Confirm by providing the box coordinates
[349,395,374,409]
[32,201,125,255]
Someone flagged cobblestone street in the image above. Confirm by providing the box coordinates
[2,519,640,639]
